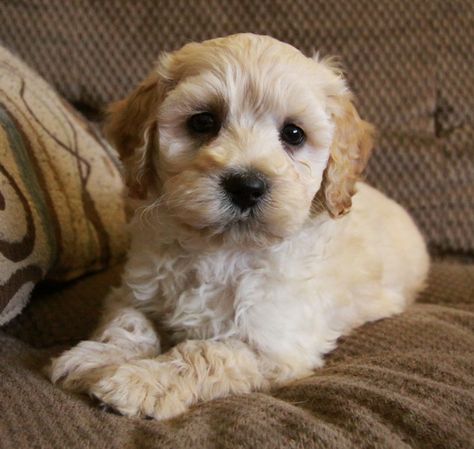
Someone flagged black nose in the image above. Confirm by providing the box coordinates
[221,171,267,211]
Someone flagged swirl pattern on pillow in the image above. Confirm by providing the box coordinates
[0,46,128,325]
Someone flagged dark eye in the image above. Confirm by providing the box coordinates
[187,112,219,134]
[280,123,306,147]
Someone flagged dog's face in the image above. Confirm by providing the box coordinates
[106,34,373,247]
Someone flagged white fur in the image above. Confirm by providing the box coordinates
[122,182,428,368]
[49,34,429,420]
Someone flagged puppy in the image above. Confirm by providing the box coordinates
[49,34,429,420]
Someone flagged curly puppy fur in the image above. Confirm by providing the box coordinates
[49,34,429,420]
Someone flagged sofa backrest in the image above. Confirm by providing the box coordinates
[1,0,473,260]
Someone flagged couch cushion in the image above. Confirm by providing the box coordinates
[1,261,473,449]
[0,46,128,325]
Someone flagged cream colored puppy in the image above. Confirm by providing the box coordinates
[49,34,429,420]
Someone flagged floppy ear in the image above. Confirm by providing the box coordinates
[316,96,375,217]
[104,72,162,199]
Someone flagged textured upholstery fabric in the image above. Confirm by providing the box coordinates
[1,261,473,449]
[1,0,473,258]
[0,45,128,325]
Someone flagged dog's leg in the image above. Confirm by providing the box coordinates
[88,338,311,419]
[49,287,160,393]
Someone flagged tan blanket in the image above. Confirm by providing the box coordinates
[1,261,473,449]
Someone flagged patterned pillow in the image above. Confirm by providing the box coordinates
[0,46,128,325]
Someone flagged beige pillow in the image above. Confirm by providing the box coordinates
[0,46,128,325]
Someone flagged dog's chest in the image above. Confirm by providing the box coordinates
[132,242,325,355]
[153,250,255,340]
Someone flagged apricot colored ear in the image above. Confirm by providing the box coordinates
[316,97,374,217]
[104,72,161,199]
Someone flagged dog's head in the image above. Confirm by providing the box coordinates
[105,34,374,247]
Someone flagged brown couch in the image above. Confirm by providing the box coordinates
[1,1,473,448]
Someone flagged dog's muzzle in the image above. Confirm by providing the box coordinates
[220,170,268,211]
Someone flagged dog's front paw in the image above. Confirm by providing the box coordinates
[90,359,192,420]
[49,341,122,391]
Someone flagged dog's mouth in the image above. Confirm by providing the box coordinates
[225,200,264,222]
[159,172,289,245]
[164,194,293,249]
[202,201,265,237]
[177,197,271,240]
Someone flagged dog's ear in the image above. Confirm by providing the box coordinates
[316,96,375,217]
[104,71,162,199]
